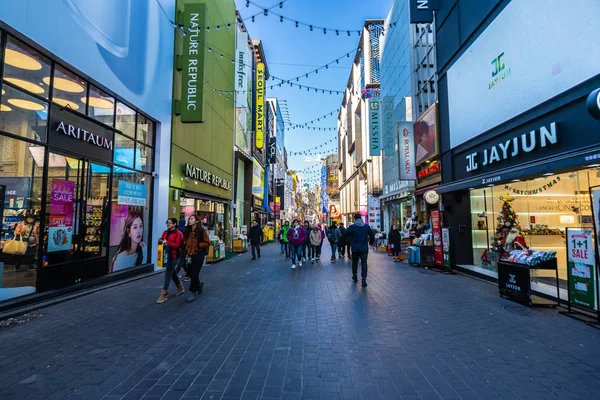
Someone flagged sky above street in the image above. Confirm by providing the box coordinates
[234,0,392,186]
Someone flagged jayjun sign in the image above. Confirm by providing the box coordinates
[180,2,205,123]
[465,122,558,172]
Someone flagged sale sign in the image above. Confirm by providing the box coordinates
[48,180,75,253]
[432,210,443,267]
[566,229,596,310]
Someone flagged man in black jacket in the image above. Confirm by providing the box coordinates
[338,222,347,258]
[249,220,264,260]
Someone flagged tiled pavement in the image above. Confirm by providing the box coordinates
[1,244,600,400]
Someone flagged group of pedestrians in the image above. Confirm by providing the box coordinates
[157,214,211,304]
[277,214,374,287]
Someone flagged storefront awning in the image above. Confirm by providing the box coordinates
[436,146,600,194]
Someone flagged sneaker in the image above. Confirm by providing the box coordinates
[184,277,190,282]
[302,257,306,262]
[186,293,196,302]
[311,258,315,264]
[251,257,256,260]
[291,264,296,269]
[352,275,358,282]
[362,278,368,288]
[174,283,185,297]
[156,290,169,304]
[299,261,302,267]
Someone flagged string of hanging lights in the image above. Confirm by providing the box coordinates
[270,49,357,84]
[288,137,337,156]
[286,109,339,128]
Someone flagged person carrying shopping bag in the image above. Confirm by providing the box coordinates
[157,218,185,303]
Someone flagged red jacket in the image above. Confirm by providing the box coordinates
[161,229,183,259]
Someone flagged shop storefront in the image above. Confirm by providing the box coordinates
[438,81,600,301]
[434,0,600,305]
[414,103,441,224]
[381,179,414,233]
[0,31,157,302]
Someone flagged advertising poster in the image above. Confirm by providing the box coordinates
[442,228,451,270]
[397,122,416,180]
[367,195,381,231]
[432,210,443,266]
[117,180,147,206]
[252,159,264,199]
[48,180,75,253]
[414,103,439,165]
[566,229,596,310]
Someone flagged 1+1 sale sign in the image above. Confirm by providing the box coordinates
[566,229,596,310]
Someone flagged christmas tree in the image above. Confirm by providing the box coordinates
[494,194,521,252]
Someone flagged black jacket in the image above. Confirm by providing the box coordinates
[338,226,347,245]
[389,229,402,249]
[249,225,264,245]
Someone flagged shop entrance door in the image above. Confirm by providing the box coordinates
[38,151,111,292]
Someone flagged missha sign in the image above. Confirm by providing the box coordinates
[49,107,114,162]
[183,163,232,191]
[465,122,558,173]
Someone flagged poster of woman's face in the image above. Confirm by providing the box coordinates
[413,104,439,165]
[109,206,146,273]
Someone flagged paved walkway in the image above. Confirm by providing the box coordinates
[1,243,600,400]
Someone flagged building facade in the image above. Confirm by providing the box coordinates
[338,20,384,228]
[380,0,415,232]
[266,97,285,230]
[0,0,174,306]
[435,0,600,302]
[169,0,236,248]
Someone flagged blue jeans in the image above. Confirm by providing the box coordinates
[290,245,303,264]
[281,242,289,257]
[330,243,338,259]
[163,257,181,291]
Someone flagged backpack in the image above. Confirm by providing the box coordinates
[327,229,335,242]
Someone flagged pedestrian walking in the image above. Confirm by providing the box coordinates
[316,223,325,261]
[338,222,347,258]
[156,218,185,303]
[309,225,322,263]
[286,219,306,269]
[345,213,375,287]
[249,220,264,260]
[302,220,311,262]
[389,224,402,262]
[326,221,342,262]
[279,221,291,258]
[182,214,211,302]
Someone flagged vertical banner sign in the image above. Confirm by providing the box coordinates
[267,136,276,164]
[431,210,443,266]
[369,97,380,156]
[48,180,75,253]
[409,0,434,24]
[180,2,206,123]
[255,63,265,150]
[235,30,252,155]
[567,229,596,310]
[442,227,451,271]
[397,122,417,180]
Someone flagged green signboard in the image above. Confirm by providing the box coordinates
[180,1,206,123]
[566,229,596,310]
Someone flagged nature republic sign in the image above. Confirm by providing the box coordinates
[180,1,206,123]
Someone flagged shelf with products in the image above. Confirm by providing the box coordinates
[83,198,104,254]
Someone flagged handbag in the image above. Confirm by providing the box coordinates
[3,234,28,255]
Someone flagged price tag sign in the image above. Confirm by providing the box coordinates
[566,229,596,310]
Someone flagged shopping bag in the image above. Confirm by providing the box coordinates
[157,244,167,268]
[3,235,27,255]
[387,243,392,256]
